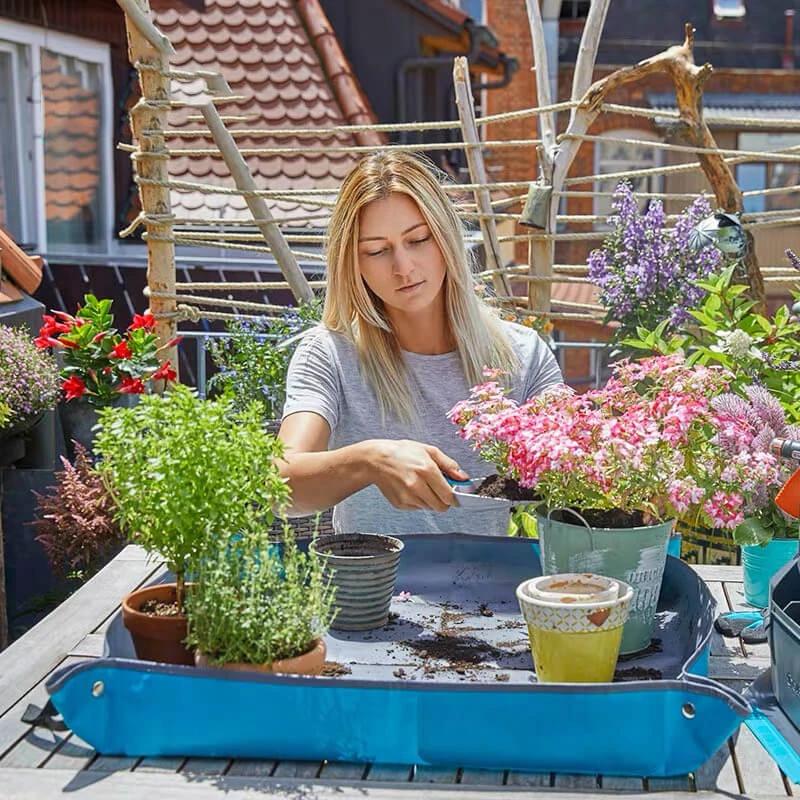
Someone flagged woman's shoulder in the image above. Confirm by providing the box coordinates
[496,318,550,358]
[292,324,356,363]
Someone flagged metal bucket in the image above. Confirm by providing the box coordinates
[743,538,799,608]
[309,534,404,631]
[537,512,673,655]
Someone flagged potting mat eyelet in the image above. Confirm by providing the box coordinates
[45,534,750,777]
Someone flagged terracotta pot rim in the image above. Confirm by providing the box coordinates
[195,638,326,674]
[122,582,190,622]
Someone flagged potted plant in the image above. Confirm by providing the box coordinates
[449,354,750,654]
[187,526,336,675]
[33,295,180,457]
[587,181,724,346]
[710,385,800,607]
[94,385,290,665]
[32,443,125,581]
[207,299,331,540]
[0,323,60,466]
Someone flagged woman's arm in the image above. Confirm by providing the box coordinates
[276,411,467,516]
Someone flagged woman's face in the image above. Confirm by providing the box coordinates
[356,193,447,316]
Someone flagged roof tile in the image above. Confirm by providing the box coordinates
[138,0,383,226]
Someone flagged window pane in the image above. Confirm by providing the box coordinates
[42,49,103,250]
[595,136,661,221]
[739,132,800,213]
[0,51,22,240]
[713,0,745,19]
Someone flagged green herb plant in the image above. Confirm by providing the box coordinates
[185,526,336,666]
[623,265,800,423]
[94,384,290,609]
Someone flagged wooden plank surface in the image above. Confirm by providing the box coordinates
[2,767,794,799]
[0,546,156,718]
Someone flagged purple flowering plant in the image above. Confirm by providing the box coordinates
[0,324,60,430]
[710,384,800,545]
[588,181,723,340]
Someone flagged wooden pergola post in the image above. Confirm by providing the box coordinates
[453,57,511,297]
[118,0,179,375]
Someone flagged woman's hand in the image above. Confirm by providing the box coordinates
[364,439,469,512]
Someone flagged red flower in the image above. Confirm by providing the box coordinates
[166,336,184,348]
[62,376,86,401]
[92,332,107,344]
[34,335,62,349]
[151,360,177,382]
[59,338,79,349]
[40,314,71,337]
[110,340,133,359]
[119,376,145,394]
[128,312,156,331]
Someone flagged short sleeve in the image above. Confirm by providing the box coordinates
[282,329,340,431]
[522,335,566,401]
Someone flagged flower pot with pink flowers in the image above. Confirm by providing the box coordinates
[33,295,179,458]
[450,354,765,654]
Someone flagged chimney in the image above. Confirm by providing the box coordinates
[783,9,795,70]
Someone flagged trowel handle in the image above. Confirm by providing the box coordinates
[772,438,800,462]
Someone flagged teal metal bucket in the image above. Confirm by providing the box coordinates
[537,513,674,655]
[742,538,799,608]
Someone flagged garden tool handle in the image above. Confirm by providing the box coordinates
[772,438,800,463]
[546,507,595,550]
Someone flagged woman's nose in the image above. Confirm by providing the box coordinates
[392,246,415,277]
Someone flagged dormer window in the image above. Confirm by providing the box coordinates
[713,0,746,20]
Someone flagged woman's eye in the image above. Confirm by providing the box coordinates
[366,248,388,257]
[410,236,430,246]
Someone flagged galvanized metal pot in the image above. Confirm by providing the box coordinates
[309,533,403,631]
[537,511,674,655]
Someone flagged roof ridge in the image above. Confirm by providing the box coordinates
[294,0,386,148]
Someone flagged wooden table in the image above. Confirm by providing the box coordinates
[0,547,790,799]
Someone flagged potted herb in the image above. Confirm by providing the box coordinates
[710,386,800,607]
[95,385,290,665]
[32,443,125,581]
[0,323,60,466]
[187,527,336,675]
[208,300,331,540]
[34,295,179,457]
[450,354,747,654]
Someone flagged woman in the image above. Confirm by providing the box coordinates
[278,152,564,534]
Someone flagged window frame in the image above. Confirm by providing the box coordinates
[0,17,114,253]
[592,129,664,225]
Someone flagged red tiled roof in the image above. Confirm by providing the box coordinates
[144,0,383,225]
[41,49,101,224]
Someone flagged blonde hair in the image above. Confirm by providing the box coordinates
[323,151,519,425]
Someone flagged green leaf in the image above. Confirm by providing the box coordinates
[733,518,774,547]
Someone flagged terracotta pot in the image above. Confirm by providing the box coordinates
[195,638,326,676]
[122,583,194,666]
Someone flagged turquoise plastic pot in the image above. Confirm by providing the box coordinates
[537,513,674,655]
[742,538,799,608]
[667,532,682,560]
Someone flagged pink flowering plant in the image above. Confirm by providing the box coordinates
[448,354,757,531]
[34,294,179,406]
[710,385,800,545]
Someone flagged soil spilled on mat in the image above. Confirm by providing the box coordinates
[403,633,514,673]
[321,661,352,677]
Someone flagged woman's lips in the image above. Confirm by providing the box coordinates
[398,281,424,293]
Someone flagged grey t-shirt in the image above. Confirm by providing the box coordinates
[282,320,564,535]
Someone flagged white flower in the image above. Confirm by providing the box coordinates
[712,329,764,361]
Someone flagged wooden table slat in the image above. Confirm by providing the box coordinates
[179,757,230,776]
[704,581,743,659]
[458,767,506,785]
[412,764,460,783]
[0,549,158,718]
[364,763,413,782]
[732,723,791,796]
[225,759,276,777]
[504,770,552,787]
[693,738,741,794]
[86,755,139,772]
[724,582,771,660]
[41,732,95,771]
[135,756,185,773]
[600,775,645,791]
[553,774,600,790]
[317,760,367,781]
[646,775,692,792]
[270,760,322,778]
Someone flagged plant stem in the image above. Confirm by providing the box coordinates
[176,569,185,614]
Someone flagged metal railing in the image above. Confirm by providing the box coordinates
[177,330,613,398]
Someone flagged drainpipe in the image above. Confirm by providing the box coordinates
[396,20,486,143]
[783,9,795,70]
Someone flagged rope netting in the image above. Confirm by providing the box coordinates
[120,9,800,331]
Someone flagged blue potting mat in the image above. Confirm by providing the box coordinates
[46,534,751,776]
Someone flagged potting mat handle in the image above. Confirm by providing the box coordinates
[21,700,68,732]
[546,507,595,550]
